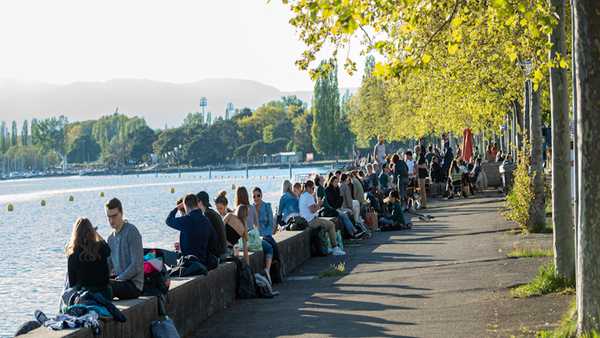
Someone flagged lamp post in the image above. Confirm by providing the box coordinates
[520,60,533,142]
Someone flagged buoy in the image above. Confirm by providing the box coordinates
[170,187,175,194]
[7,204,14,212]
[100,192,105,197]
[41,200,46,207]
[69,195,74,202]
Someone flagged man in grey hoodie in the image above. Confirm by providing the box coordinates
[105,198,144,300]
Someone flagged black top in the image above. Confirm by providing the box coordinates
[325,186,343,210]
[417,155,428,179]
[166,208,217,266]
[204,208,227,257]
[68,241,111,289]
[225,224,242,246]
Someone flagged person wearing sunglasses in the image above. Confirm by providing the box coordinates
[252,187,280,284]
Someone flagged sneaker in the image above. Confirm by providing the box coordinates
[331,246,346,256]
[354,230,366,239]
[327,247,334,255]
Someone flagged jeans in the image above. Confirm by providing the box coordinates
[261,235,277,260]
[308,218,338,247]
[110,279,142,300]
[337,210,356,235]
[397,178,409,204]
[379,217,394,226]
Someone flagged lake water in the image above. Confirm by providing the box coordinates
[0,166,327,337]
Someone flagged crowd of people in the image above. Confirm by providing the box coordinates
[22,134,516,336]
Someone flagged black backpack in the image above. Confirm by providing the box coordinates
[310,227,330,257]
[231,256,256,299]
[286,216,308,231]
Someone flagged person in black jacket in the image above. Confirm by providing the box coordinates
[66,217,112,300]
[166,194,218,270]
[197,191,227,260]
[325,175,365,238]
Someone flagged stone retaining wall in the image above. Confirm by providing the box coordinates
[22,230,311,338]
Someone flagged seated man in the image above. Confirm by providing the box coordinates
[166,194,218,270]
[105,198,144,300]
[197,191,228,260]
[300,180,346,256]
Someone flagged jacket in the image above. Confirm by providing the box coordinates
[166,208,217,266]
[340,183,354,209]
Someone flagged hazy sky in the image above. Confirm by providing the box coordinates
[0,0,364,91]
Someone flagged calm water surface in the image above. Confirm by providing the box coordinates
[0,167,326,337]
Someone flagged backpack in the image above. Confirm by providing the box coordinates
[169,255,208,278]
[310,227,330,257]
[254,273,276,298]
[286,216,308,231]
[230,256,257,299]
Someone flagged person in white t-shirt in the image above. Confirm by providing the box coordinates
[299,180,345,256]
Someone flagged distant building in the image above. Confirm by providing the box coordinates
[271,152,302,164]
[225,102,235,120]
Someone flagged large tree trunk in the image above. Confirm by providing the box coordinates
[523,80,531,139]
[573,0,600,334]
[528,87,546,232]
[549,0,575,281]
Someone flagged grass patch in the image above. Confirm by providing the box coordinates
[508,247,553,258]
[536,299,577,338]
[318,262,348,279]
[511,263,574,298]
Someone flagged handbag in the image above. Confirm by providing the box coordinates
[238,228,263,252]
[365,208,379,231]
[151,317,180,338]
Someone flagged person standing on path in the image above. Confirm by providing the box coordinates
[416,146,428,209]
[105,198,144,300]
[373,135,387,166]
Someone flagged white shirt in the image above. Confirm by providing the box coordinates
[406,159,415,177]
[299,191,317,223]
[374,143,386,163]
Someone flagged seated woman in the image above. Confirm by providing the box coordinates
[253,187,281,283]
[379,191,412,231]
[236,186,275,283]
[277,180,300,226]
[215,190,233,217]
[325,175,365,239]
[215,191,249,263]
[66,217,112,301]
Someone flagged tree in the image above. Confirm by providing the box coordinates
[153,127,187,157]
[34,117,68,160]
[292,111,313,153]
[21,120,29,146]
[548,0,574,282]
[0,122,7,152]
[528,87,546,232]
[67,134,101,163]
[11,121,17,146]
[574,0,600,334]
[312,60,340,157]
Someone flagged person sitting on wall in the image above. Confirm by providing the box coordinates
[105,198,144,300]
[166,194,218,270]
[66,217,112,301]
[277,180,300,227]
[299,180,346,256]
[197,191,228,261]
[379,190,412,231]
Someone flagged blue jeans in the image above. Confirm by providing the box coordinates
[261,236,275,260]
[337,210,356,235]
[398,178,409,205]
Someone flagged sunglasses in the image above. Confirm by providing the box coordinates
[253,194,262,198]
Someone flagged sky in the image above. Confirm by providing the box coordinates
[0,0,364,91]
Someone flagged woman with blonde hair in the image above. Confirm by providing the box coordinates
[66,217,112,300]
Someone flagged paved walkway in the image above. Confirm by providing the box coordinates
[195,192,569,338]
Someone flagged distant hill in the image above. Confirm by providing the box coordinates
[0,78,354,128]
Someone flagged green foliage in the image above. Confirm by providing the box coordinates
[312,60,342,157]
[511,263,574,298]
[318,262,348,279]
[507,247,553,258]
[505,144,533,231]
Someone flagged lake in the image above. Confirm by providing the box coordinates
[0,166,327,337]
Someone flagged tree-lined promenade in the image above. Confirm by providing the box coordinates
[279,0,598,336]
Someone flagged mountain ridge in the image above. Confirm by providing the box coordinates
[0,78,344,128]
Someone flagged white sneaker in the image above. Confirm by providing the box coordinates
[327,247,334,254]
[332,246,346,256]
